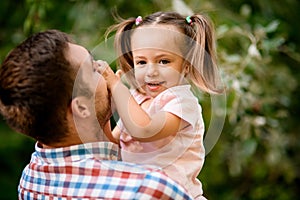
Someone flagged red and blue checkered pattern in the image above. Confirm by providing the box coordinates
[18,142,192,199]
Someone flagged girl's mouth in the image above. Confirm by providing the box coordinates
[146,81,165,91]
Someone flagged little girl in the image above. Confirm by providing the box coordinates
[98,11,222,199]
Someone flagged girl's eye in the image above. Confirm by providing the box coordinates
[136,60,147,65]
[159,59,170,65]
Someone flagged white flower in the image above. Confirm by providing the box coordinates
[248,44,261,58]
[254,116,266,126]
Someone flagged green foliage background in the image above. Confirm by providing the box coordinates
[0,0,299,199]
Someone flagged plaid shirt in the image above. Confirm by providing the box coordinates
[18,142,192,200]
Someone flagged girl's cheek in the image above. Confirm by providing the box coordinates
[134,69,145,87]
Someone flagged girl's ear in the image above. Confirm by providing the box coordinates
[183,64,190,76]
[71,97,91,118]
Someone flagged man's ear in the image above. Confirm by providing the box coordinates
[71,97,91,118]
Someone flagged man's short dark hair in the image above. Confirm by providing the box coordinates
[0,30,75,145]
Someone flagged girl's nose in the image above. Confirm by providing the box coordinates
[146,64,159,77]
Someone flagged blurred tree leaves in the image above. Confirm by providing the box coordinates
[198,0,299,199]
[0,0,299,199]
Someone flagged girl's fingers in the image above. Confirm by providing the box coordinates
[115,69,123,78]
[96,60,109,74]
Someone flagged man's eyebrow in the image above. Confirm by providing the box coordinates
[87,50,95,71]
[88,50,94,62]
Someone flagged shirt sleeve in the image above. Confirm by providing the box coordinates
[135,171,193,200]
[157,86,202,129]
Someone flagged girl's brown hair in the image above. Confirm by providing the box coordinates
[106,11,223,94]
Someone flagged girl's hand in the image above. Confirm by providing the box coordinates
[96,60,119,90]
[115,69,123,78]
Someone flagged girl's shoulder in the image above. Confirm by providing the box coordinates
[155,85,196,102]
[130,89,152,105]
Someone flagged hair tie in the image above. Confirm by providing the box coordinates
[135,16,143,26]
[186,16,192,25]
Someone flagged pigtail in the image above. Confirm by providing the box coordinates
[105,17,137,87]
[187,14,223,94]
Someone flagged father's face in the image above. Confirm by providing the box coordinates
[67,43,112,128]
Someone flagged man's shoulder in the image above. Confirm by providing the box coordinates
[101,160,162,177]
[104,161,193,199]
[101,160,174,185]
[20,158,192,199]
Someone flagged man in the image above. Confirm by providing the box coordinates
[0,30,193,199]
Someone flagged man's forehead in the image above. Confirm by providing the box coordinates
[67,43,91,68]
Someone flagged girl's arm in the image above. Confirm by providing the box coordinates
[102,121,119,144]
[97,61,185,142]
[103,123,120,144]
[112,125,121,144]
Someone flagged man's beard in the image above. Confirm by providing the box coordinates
[95,89,112,129]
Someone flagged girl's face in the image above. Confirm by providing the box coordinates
[131,25,187,98]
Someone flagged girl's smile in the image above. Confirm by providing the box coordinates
[145,81,166,92]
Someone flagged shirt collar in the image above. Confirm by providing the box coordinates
[130,85,191,105]
[34,141,120,163]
